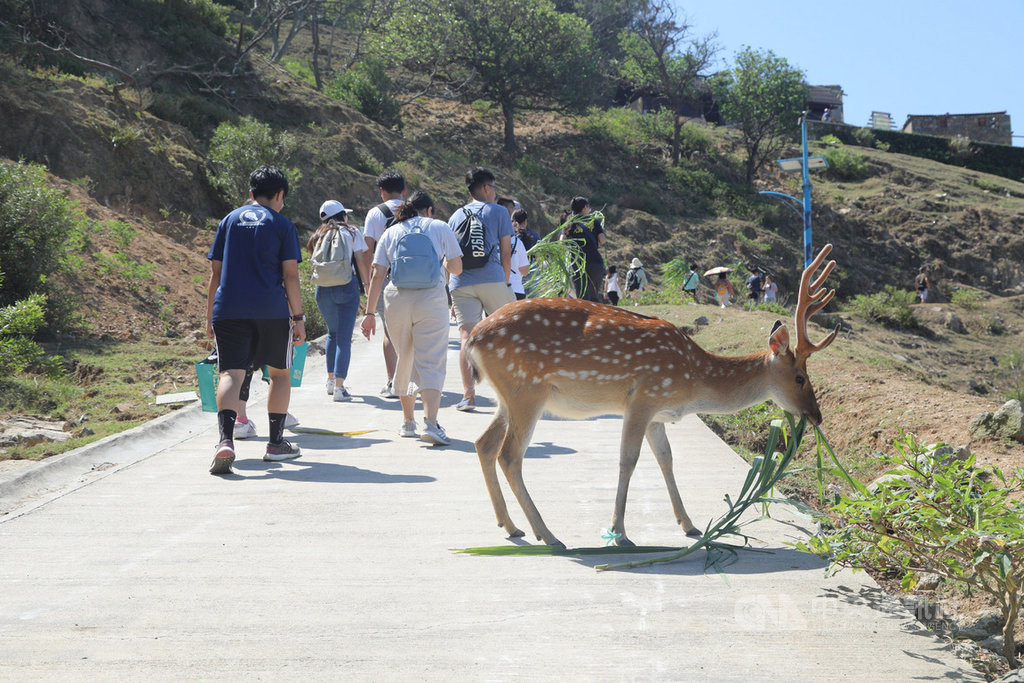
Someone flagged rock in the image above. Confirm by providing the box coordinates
[980,634,1004,653]
[114,403,133,414]
[0,415,72,448]
[973,613,1005,636]
[994,668,1024,682]
[953,640,980,659]
[970,400,1024,442]
[915,572,942,590]
[968,379,989,395]
[944,312,967,334]
[74,427,95,438]
[693,316,709,326]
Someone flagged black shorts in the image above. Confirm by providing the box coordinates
[213,318,292,372]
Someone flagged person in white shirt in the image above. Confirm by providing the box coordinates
[361,191,463,446]
[307,200,371,402]
[508,231,531,300]
[361,170,406,399]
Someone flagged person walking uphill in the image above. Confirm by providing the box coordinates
[308,200,371,403]
[361,191,463,445]
[559,196,606,302]
[362,170,406,399]
[206,166,305,475]
[448,167,515,413]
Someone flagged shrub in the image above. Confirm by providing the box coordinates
[950,288,984,310]
[0,160,77,306]
[848,286,918,329]
[0,291,61,376]
[823,146,869,181]
[795,433,1024,668]
[1002,350,1024,402]
[851,127,876,148]
[324,58,402,130]
[208,117,300,204]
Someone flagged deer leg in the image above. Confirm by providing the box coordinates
[495,394,562,547]
[610,411,653,547]
[646,421,701,537]
[475,405,524,539]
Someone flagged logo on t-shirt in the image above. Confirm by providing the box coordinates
[239,208,268,226]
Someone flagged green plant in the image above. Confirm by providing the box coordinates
[848,286,918,329]
[0,160,77,307]
[823,145,869,181]
[324,58,402,130]
[0,289,62,376]
[794,433,1024,668]
[950,288,984,310]
[820,134,841,146]
[522,231,587,298]
[974,177,1003,193]
[851,127,876,148]
[1002,350,1024,402]
[208,117,300,204]
[279,56,316,87]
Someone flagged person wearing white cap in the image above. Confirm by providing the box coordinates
[307,199,370,402]
[625,257,648,299]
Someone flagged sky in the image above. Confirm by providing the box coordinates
[681,0,1022,146]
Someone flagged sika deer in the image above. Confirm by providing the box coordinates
[466,244,839,547]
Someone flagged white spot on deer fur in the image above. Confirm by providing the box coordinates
[496,347,506,359]
[511,334,521,342]
[623,354,632,360]
[570,320,579,326]
[534,314,542,321]
[661,378,672,388]
[684,373,690,380]
[667,364,673,369]
[652,365,660,372]
[542,318,550,326]
[506,363,516,372]
[497,328,507,337]
[555,320,563,327]
[528,343,536,351]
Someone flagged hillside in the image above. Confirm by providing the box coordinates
[1,1,1022,476]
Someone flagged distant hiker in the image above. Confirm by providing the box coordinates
[605,265,622,305]
[762,274,778,304]
[497,197,516,216]
[509,226,531,301]
[915,267,930,303]
[715,272,734,308]
[625,257,649,299]
[559,196,606,302]
[511,208,539,254]
[682,263,700,301]
[206,165,304,475]
[447,167,515,413]
[822,108,832,122]
[746,269,763,306]
[308,199,371,403]
[362,170,407,399]
[361,191,463,445]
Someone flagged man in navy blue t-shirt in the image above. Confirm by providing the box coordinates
[206,166,305,475]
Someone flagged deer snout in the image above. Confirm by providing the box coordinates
[805,405,823,426]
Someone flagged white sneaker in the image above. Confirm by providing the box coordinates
[420,421,451,446]
[284,412,300,429]
[326,378,335,395]
[399,419,418,438]
[233,419,257,440]
[380,382,399,399]
[333,387,352,402]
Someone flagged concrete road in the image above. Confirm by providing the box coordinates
[0,322,980,681]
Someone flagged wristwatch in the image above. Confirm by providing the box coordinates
[291,314,305,322]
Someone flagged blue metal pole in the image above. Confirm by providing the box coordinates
[801,114,812,268]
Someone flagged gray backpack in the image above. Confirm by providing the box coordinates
[310,226,353,286]
[389,219,441,289]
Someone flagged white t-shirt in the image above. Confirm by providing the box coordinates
[372,217,462,289]
[340,225,368,255]
[606,273,622,295]
[363,198,404,245]
[508,236,530,295]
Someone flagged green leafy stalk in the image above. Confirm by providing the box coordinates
[595,415,808,571]
[523,227,587,298]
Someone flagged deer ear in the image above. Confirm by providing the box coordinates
[769,321,790,356]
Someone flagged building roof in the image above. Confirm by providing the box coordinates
[806,85,843,105]
[905,111,1007,120]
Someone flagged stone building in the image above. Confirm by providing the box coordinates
[902,111,1012,146]
[807,85,844,123]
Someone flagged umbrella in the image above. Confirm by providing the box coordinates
[703,266,733,276]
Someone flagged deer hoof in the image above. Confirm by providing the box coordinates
[506,527,525,538]
[613,536,635,547]
[547,539,566,549]
[685,528,703,538]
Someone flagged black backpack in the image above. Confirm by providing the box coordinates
[377,202,398,230]
[626,267,641,291]
[453,206,493,270]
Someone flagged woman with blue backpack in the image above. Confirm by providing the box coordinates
[360,191,463,445]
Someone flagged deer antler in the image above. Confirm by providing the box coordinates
[794,243,839,357]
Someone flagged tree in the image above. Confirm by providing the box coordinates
[377,0,599,153]
[617,0,717,165]
[714,47,808,185]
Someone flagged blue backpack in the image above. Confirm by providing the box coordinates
[390,219,441,289]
